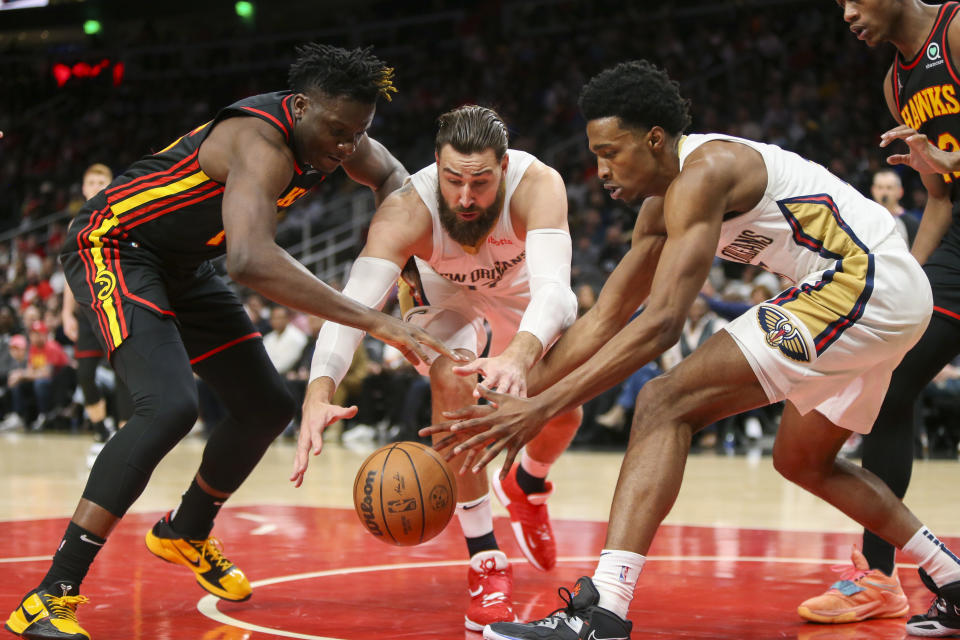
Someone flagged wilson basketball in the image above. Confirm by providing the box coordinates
[352,441,457,546]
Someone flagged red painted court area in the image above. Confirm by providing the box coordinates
[0,507,941,639]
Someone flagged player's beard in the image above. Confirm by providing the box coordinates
[437,180,505,248]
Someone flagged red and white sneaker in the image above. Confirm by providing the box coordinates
[465,550,515,631]
[492,463,556,571]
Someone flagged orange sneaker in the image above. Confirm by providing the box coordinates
[798,546,909,624]
[491,463,556,571]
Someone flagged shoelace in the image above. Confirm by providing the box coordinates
[43,594,89,622]
[473,567,511,608]
[194,537,234,572]
[480,591,508,607]
[516,503,551,537]
[922,595,950,617]
[828,563,869,590]
[530,586,579,625]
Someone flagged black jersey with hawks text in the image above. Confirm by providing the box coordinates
[67,91,325,271]
[893,2,960,268]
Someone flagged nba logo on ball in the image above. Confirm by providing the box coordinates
[352,441,457,546]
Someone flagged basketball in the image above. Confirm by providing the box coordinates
[352,441,457,546]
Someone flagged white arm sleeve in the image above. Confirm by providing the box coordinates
[518,228,578,349]
[308,256,401,387]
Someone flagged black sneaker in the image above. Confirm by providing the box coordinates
[4,581,90,639]
[906,568,960,637]
[483,576,631,640]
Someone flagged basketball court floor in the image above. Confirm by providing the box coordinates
[2,430,959,639]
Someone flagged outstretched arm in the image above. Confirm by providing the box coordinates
[425,149,740,473]
[293,185,434,485]
[527,197,667,395]
[452,160,577,397]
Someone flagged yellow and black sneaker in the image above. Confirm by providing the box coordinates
[144,512,251,602]
[4,581,90,640]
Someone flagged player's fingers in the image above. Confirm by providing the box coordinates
[452,360,484,377]
[397,342,424,367]
[441,404,494,420]
[290,451,307,484]
[291,471,304,488]
[481,372,506,393]
[459,447,480,475]
[505,379,526,398]
[885,154,909,166]
[452,428,497,455]
[418,330,467,362]
[449,415,494,433]
[472,438,509,473]
[432,432,461,457]
[418,419,461,437]
[475,384,504,408]
[500,443,521,476]
[338,405,359,420]
[476,383,501,400]
[881,124,915,137]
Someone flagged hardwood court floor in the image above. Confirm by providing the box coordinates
[2,431,960,639]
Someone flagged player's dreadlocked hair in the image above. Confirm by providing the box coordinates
[434,105,509,161]
[579,60,691,136]
[288,43,397,103]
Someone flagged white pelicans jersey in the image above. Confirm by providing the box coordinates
[678,133,931,432]
[407,148,536,299]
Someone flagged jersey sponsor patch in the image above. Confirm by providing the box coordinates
[756,304,812,363]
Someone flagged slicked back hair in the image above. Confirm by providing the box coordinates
[435,105,509,161]
[579,60,692,136]
[288,43,397,103]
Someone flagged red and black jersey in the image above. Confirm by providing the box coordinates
[893,2,960,284]
[893,2,960,186]
[68,91,325,271]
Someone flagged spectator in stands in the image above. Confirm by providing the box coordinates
[263,305,309,377]
[871,168,920,248]
[575,283,598,317]
[244,292,271,334]
[8,322,71,430]
[1,334,29,430]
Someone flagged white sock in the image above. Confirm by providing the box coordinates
[592,549,645,620]
[520,449,552,478]
[456,493,494,539]
[903,527,960,588]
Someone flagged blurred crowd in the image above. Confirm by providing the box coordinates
[0,0,957,457]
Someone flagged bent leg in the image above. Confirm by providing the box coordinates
[605,329,769,554]
[862,313,960,573]
[430,350,486,501]
[192,337,296,494]
[78,314,199,535]
[773,403,922,550]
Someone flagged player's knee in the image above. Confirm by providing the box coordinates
[631,377,672,423]
[239,377,296,435]
[153,385,200,435]
[771,445,821,487]
[429,356,472,396]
